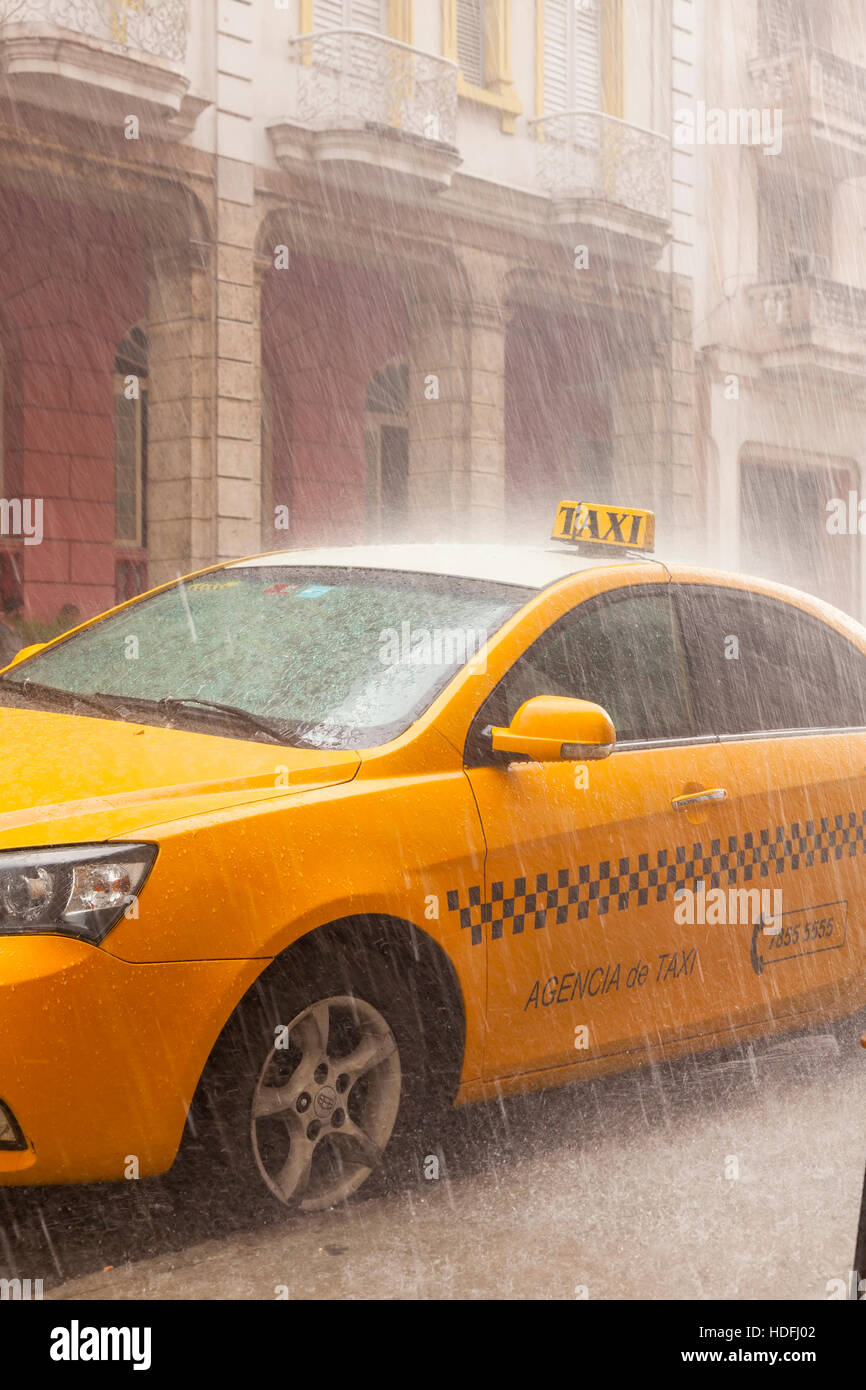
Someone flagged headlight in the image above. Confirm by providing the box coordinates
[0,843,157,943]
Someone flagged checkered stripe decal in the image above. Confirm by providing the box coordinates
[446,810,866,946]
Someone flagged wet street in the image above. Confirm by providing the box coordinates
[3,1014,865,1302]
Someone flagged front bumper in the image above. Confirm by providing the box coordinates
[0,934,263,1185]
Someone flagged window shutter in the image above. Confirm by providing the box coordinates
[544,0,600,114]
[312,0,346,30]
[457,0,485,87]
[348,0,385,30]
[573,0,601,110]
[544,0,569,113]
[313,0,385,29]
[312,0,384,29]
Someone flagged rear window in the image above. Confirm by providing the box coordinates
[676,586,866,734]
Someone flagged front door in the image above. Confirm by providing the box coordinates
[463,583,743,1079]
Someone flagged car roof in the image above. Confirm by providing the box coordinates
[225,545,866,644]
[230,544,663,590]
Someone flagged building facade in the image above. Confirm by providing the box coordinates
[693,0,866,619]
[0,2,698,624]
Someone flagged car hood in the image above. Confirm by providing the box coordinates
[0,706,360,849]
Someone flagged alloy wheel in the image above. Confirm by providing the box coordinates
[250,994,402,1211]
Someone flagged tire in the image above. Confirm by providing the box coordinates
[188,923,463,1213]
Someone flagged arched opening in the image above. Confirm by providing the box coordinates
[113,325,148,603]
[259,242,410,547]
[364,359,408,541]
[739,446,859,614]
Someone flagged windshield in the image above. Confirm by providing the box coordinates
[0,567,532,749]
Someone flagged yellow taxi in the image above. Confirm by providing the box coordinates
[0,500,864,1212]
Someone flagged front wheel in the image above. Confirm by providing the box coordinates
[251,993,401,1211]
[191,931,461,1213]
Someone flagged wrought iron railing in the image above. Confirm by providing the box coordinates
[289,28,458,147]
[751,276,866,341]
[528,109,670,221]
[2,0,188,64]
[750,45,866,128]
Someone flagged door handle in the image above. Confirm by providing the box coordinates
[671,788,727,811]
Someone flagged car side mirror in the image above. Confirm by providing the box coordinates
[4,642,47,670]
[490,696,616,763]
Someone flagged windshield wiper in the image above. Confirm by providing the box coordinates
[0,675,291,746]
[94,691,288,745]
[159,696,288,744]
[0,675,117,718]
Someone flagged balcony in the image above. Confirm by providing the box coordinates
[0,0,201,135]
[528,110,671,263]
[748,276,866,391]
[268,29,461,198]
[749,45,866,178]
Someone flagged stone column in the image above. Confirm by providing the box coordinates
[407,251,509,540]
[609,349,671,521]
[145,241,216,586]
[252,250,272,546]
[213,0,260,560]
[609,281,696,554]
[214,185,260,561]
[709,364,742,573]
[670,275,697,547]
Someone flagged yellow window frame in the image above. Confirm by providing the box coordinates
[443,0,522,133]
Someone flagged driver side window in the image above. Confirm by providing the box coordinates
[465,587,695,764]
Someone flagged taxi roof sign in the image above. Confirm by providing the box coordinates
[552,500,655,554]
